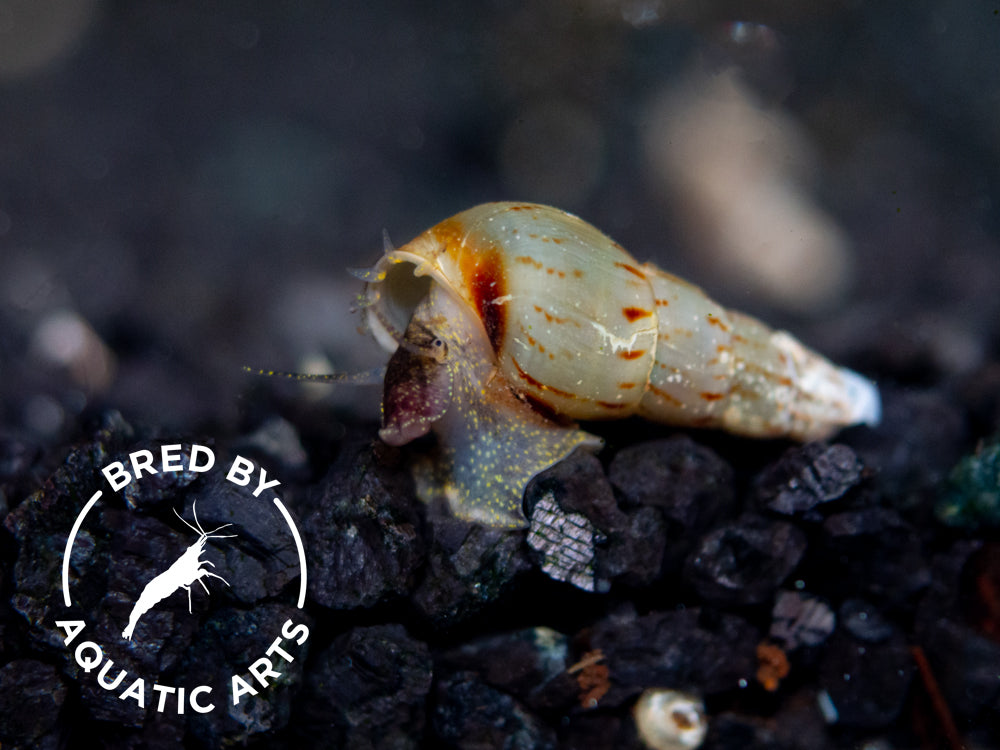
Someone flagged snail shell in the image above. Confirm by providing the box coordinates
[361,202,879,528]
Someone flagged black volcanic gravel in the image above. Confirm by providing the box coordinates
[5,407,998,748]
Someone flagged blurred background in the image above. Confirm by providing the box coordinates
[1,0,999,444]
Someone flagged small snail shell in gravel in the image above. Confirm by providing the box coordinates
[633,688,708,750]
[360,202,879,528]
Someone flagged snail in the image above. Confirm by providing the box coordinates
[356,202,880,528]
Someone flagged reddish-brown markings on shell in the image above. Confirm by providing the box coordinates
[511,356,577,399]
[741,360,795,390]
[436,218,508,354]
[533,304,570,325]
[649,384,684,407]
[519,326,538,348]
[512,356,630,411]
[515,255,566,277]
[617,350,646,360]
[597,401,629,410]
[622,306,652,322]
[618,382,637,389]
[614,261,646,280]
[706,315,730,332]
[468,253,507,353]
[700,392,725,402]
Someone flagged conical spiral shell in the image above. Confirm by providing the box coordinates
[362,202,879,526]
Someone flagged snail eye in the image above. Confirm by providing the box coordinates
[431,338,447,359]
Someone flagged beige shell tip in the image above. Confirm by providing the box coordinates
[839,367,881,428]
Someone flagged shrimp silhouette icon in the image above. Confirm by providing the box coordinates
[122,501,237,641]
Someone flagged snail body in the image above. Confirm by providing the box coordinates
[362,202,879,527]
